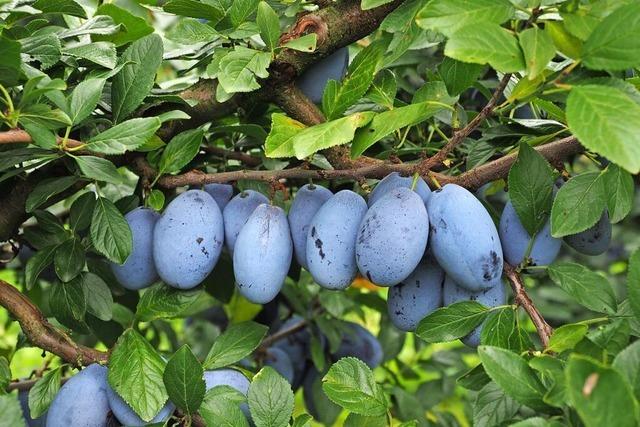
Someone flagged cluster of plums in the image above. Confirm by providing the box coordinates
[112,172,611,347]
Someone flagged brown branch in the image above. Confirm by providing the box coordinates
[270,83,325,126]
[202,146,262,167]
[258,319,308,351]
[0,129,82,148]
[7,377,69,392]
[0,279,108,366]
[503,264,553,348]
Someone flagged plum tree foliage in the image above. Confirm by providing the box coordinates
[1,0,640,426]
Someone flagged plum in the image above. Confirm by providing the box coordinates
[288,184,332,269]
[204,183,234,211]
[297,47,349,104]
[19,389,45,427]
[499,200,561,267]
[233,204,293,304]
[387,257,444,331]
[273,315,310,388]
[306,190,367,290]
[302,369,341,426]
[564,211,611,256]
[203,369,250,418]
[443,275,507,347]
[427,184,503,291]
[46,364,110,427]
[333,322,383,368]
[356,187,429,286]
[153,190,224,289]
[106,384,174,426]
[368,172,432,207]
[264,347,295,384]
[223,190,269,254]
[110,207,160,290]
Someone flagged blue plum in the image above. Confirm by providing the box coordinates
[273,315,310,388]
[203,369,250,418]
[233,204,293,304]
[356,187,429,286]
[306,190,367,290]
[110,207,160,290]
[264,347,295,384]
[499,200,561,267]
[19,389,45,427]
[443,275,507,347]
[153,190,224,289]
[427,184,503,291]
[223,190,269,254]
[204,183,234,211]
[106,383,174,426]
[46,364,110,427]
[564,211,612,256]
[288,184,333,269]
[297,47,349,104]
[334,322,383,368]
[302,369,341,425]
[368,172,432,207]
[387,257,444,331]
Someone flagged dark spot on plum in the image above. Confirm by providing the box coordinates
[434,188,443,193]
[196,237,204,244]
[311,226,316,237]
[315,238,325,259]
[194,197,203,203]
[439,218,447,229]
[395,310,403,316]
[481,251,501,281]
[201,247,209,257]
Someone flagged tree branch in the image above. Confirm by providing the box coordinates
[503,264,553,348]
[0,279,108,366]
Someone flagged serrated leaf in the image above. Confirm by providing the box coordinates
[264,113,306,158]
[54,237,85,282]
[73,156,122,185]
[0,36,22,87]
[438,57,484,96]
[416,301,489,343]
[480,307,532,352]
[204,321,268,369]
[547,324,588,353]
[473,381,520,427]
[83,272,113,321]
[25,244,58,289]
[164,345,205,415]
[158,128,204,174]
[26,176,78,213]
[90,196,132,264]
[166,18,219,44]
[518,27,555,80]
[86,117,161,154]
[322,357,388,416]
[94,4,152,46]
[164,0,224,21]
[67,78,106,125]
[200,386,250,427]
[108,329,169,422]
[550,172,607,237]
[33,0,86,17]
[50,276,87,328]
[218,46,271,94]
[548,262,617,314]
[566,85,640,174]
[613,341,640,399]
[28,367,62,418]
[136,283,204,321]
[628,249,640,319]
[282,34,317,52]
[69,192,96,231]
[602,164,634,223]
[147,189,165,211]
[507,142,554,235]
[63,42,117,69]
[0,395,26,427]
[257,2,280,52]
[416,0,513,36]
[248,367,294,427]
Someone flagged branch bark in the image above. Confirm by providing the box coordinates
[503,264,553,348]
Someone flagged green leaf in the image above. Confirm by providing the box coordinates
[518,27,555,80]
[87,117,161,154]
[63,42,117,69]
[588,319,630,355]
[28,367,62,418]
[204,321,268,369]
[416,301,489,343]
[361,0,393,10]
[26,176,78,213]
[90,196,132,264]
[166,18,219,44]
[444,23,525,73]
[438,57,484,96]
[507,141,554,235]
[20,34,61,70]
[25,244,58,289]
[547,324,588,353]
[200,386,250,427]
[248,367,295,427]
[548,262,617,314]
[69,192,96,231]
[480,307,532,352]
[457,364,491,391]
[111,34,163,123]
[528,355,566,408]
[0,357,10,394]
[582,3,640,71]
[550,172,606,237]
[73,156,122,184]
[164,345,205,415]
[95,4,153,46]
[473,381,520,427]
[416,0,513,36]
[322,357,388,416]
[67,78,106,125]
[217,46,271,94]
[164,0,224,22]
[0,36,22,87]
[108,329,169,422]
[628,249,640,319]
[158,128,204,174]
[136,283,204,321]
[0,147,55,172]
[478,346,549,411]
[147,189,165,211]
[566,354,638,427]
[566,85,640,174]
[366,69,397,109]
[264,113,306,158]
[613,341,640,399]
[83,272,113,321]
[256,2,280,52]
[344,413,387,427]
[292,112,374,159]
[50,276,87,328]
[33,0,86,17]
[228,0,260,27]
[54,237,85,282]
[602,165,634,223]
[323,42,382,120]
[282,34,317,52]
[0,395,26,427]
[546,21,583,60]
